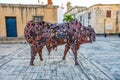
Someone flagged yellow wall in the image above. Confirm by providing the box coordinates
[96,5,120,34]
[76,4,120,34]
[0,4,58,37]
[94,4,120,34]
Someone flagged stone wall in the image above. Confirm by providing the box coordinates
[0,3,58,37]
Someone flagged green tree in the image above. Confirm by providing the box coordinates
[63,14,74,22]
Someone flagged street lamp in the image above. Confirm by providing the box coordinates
[104,19,107,37]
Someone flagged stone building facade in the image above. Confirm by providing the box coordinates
[0,0,58,37]
[64,2,87,18]
[76,4,120,34]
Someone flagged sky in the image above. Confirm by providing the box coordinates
[0,0,120,12]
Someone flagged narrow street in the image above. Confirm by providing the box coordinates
[0,36,120,80]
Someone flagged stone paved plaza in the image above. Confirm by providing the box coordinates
[0,36,120,80]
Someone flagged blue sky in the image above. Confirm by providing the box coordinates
[0,0,120,12]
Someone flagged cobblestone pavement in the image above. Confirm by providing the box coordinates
[0,36,120,80]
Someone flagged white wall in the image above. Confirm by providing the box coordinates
[76,7,98,33]
[57,7,64,23]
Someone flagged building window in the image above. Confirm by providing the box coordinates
[80,16,82,21]
[88,25,91,27]
[33,16,43,22]
[106,10,111,18]
[88,12,91,19]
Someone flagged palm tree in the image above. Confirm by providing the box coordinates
[63,14,74,22]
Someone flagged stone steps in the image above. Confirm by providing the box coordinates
[0,37,26,44]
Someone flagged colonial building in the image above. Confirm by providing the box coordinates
[76,4,120,34]
[0,0,58,37]
[64,2,87,18]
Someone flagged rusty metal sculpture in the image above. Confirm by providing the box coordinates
[24,19,95,65]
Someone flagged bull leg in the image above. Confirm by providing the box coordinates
[46,44,51,55]
[38,49,43,61]
[30,46,37,66]
[71,46,79,65]
[62,45,70,60]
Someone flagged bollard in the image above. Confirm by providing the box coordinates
[118,33,120,37]
[104,33,107,37]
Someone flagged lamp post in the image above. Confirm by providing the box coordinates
[116,11,120,37]
[104,19,107,37]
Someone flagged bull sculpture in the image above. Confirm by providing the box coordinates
[24,19,95,66]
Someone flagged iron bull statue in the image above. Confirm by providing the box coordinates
[24,19,95,65]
